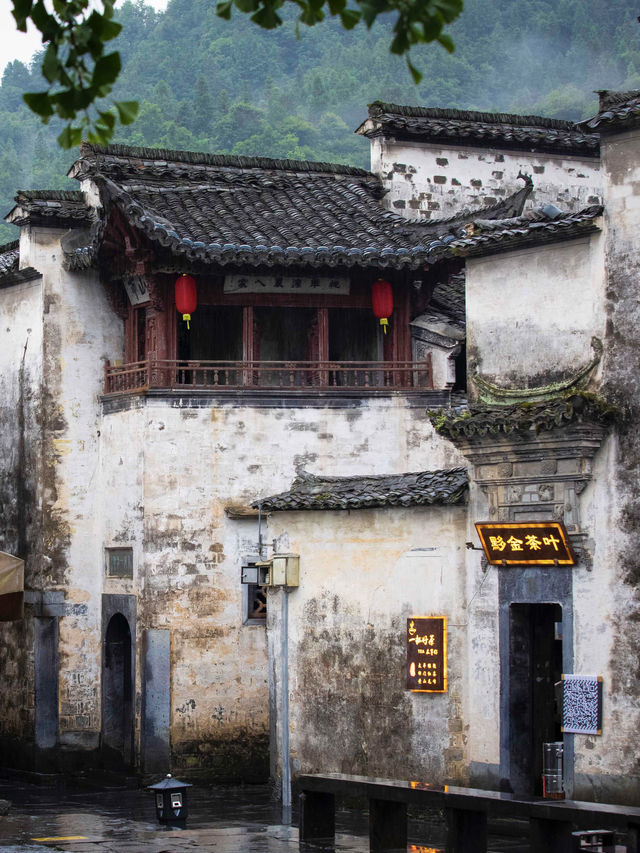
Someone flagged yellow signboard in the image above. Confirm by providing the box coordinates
[475,521,575,566]
[407,616,447,693]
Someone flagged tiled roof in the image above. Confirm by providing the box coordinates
[443,204,603,259]
[430,395,618,440]
[0,241,19,276]
[254,467,468,511]
[357,102,600,156]
[65,143,534,272]
[0,240,39,288]
[6,190,92,227]
[428,273,465,327]
[579,89,640,133]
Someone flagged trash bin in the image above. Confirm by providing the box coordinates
[147,773,192,824]
[542,741,565,800]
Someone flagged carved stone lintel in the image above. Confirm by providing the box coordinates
[452,423,607,534]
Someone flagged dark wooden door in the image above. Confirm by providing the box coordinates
[509,603,563,795]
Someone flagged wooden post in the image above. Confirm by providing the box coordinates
[369,798,407,852]
[298,791,335,844]
[529,817,574,853]
[446,807,488,853]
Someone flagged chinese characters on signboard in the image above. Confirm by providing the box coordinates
[406,617,447,693]
[475,522,575,566]
[224,275,350,294]
[123,274,150,306]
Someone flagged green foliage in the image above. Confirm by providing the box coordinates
[12,0,139,147]
[14,0,461,145]
[0,0,639,243]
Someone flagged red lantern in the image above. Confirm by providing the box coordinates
[175,274,197,330]
[372,278,393,334]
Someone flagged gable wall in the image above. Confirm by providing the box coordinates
[575,125,640,801]
[369,137,602,220]
[18,225,124,761]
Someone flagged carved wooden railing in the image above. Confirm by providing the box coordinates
[104,358,433,394]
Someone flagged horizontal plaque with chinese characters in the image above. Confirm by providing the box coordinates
[123,274,150,306]
[475,521,575,566]
[224,274,349,294]
[407,617,447,693]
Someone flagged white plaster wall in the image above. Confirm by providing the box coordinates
[567,126,640,801]
[266,505,468,783]
[569,434,621,787]
[465,234,606,393]
[24,226,124,746]
[0,275,43,555]
[0,274,43,740]
[370,138,602,220]
[463,482,500,770]
[98,397,467,772]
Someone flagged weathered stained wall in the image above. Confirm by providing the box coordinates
[370,138,601,220]
[573,124,640,802]
[99,396,464,777]
[465,234,606,394]
[265,505,468,784]
[17,224,124,759]
[0,273,42,755]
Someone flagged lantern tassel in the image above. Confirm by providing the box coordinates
[183,313,191,330]
[380,318,388,335]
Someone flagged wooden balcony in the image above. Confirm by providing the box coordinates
[103,358,434,395]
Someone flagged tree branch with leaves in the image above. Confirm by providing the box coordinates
[12,0,462,148]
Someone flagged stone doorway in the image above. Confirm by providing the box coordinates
[101,595,136,768]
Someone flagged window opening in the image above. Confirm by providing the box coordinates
[106,547,133,578]
[247,584,267,621]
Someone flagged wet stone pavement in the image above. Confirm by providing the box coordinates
[0,773,530,853]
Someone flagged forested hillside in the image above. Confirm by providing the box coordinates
[0,0,638,242]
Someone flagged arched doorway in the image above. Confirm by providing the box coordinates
[102,612,134,767]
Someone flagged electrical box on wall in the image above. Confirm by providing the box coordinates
[241,561,269,585]
[241,554,300,587]
[270,553,299,587]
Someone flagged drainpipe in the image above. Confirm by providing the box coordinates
[281,587,291,824]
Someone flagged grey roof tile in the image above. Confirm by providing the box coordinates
[579,89,640,133]
[0,241,19,276]
[430,396,618,439]
[0,240,39,288]
[6,190,92,227]
[358,102,600,156]
[447,205,603,258]
[254,467,468,511]
[65,144,535,272]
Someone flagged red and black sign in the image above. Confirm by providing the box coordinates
[407,617,447,693]
[475,521,575,566]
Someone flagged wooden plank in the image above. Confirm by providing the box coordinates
[298,791,335,844]
[446,807,488,853]
[369,798,407,852]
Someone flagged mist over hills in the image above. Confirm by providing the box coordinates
[0,0,638,242]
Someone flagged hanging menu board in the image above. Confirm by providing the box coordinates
[406,617,447,693]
